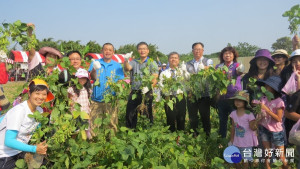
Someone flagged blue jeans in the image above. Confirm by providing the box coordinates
[258,126,285,146]
[217,99,234,138]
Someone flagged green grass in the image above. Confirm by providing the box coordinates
[2,81,26,113]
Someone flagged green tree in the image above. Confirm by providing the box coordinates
[234,42,260,57]
[283,4,300,34]
[36,38,59,50]
[58,40,84,54]
[204,52,220,59]
[271,36,293,54]
[180,52,193,62]
[85,41,101,53]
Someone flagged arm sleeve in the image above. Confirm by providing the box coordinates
[229,111,235,119]
[0,115,4,123]
[28,53,40,71]
[4,130,37,153]
[249,113,255,121]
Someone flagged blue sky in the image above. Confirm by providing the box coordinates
[0,0,299,55]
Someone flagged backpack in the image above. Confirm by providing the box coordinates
[0,63,8,84]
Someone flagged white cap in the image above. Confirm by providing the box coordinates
[290,49,300,61]
[75,68,89,78]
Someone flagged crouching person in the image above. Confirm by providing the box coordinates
[159,52,189,132]
[0,79,54,169]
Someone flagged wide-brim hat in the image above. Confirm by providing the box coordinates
[289,49,300,61]
[250,49,274,66]
[256,75,282,93]
[29,79,55,102]
[229,90,251,109]
[272,49,289,59]
[39,47,63,59]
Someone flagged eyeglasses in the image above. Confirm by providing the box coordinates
[69,58,81,61]
[193,49,203,52]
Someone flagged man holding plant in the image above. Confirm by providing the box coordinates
[89,43,124,134]
[159,52,189,132]
[124,42,159,129]
[186,42,213,137]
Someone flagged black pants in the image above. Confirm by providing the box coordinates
[126,90,153,128]
[187,96,211,136]
[0,152,25,169]
[164,95,186,132]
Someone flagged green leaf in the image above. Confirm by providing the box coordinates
[94,80,100,86]
[167,100,173,110]
[80,111,89,120]
[132,93,137,100]
[14,20,22,26]
[15,159,26,168]
[120,127,128,132]
[72,111,81,119]
[265,92,274,101]
[65,157,70,169]
[81,130,87,140]
[261,86,267,93]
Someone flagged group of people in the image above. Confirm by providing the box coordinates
[0,23,299,168]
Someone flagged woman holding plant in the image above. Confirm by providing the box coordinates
[26,23,64,79]
[0,79,54,169]
[241,49,275,100]
[215,47,244,138]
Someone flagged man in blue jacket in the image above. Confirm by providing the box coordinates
[89,43,124,135]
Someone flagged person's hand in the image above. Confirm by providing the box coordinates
[198,63,205,71]
[293,65,300,81]
[236,63,245,73]
[36,141,48,155]
[26,23,35,36]
[27,23,35,29]
[124,51,133,62]
[92,59,101,70]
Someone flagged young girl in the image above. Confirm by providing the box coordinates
[255,76,288,169]
[67,68,92,138]
[0,79,53,169]
[229,90,258,169]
